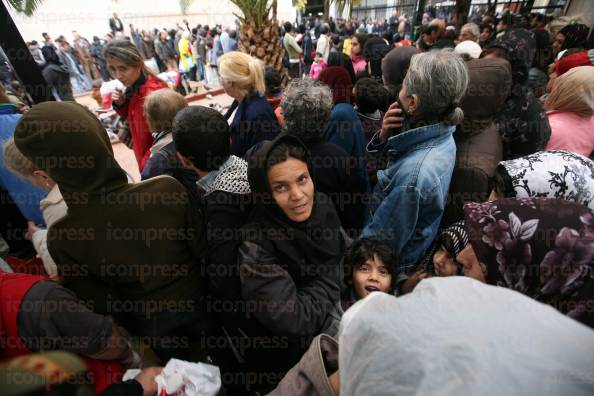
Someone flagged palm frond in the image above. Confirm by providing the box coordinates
[179,0,194,15]
[6,0,44,16]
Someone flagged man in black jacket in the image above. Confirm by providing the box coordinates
[109,13,124,35]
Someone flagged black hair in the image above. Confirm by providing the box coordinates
[354,77,390,114]
[332,34,341,46]
[266,141,309,170]
[353,32,369,52]
[172,106,230,171]
[343,237,398,290]
[283,22,293,33]
[321,25,329,35]
[327,52,356,83]
[499,12,514,29]
[480,23,494,33]
[490,164,515,198]
[425,24,440,35]
[264,67,282,98]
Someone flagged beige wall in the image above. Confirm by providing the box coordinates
[5,0,297,42]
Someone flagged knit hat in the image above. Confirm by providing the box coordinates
[439,221,470,259]
[556,49,594,76]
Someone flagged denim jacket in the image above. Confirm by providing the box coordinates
[361,122,457,274]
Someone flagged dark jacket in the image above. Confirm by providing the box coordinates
[155,39,177,62]
[309,141,367,236]
[229,94,280,157]
[442,57,512,226]
[140,134,199,200]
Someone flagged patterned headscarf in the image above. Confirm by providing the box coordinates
[496,150,594,209]
[464,197,594,328]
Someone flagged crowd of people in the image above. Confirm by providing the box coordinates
[1,5,594,396]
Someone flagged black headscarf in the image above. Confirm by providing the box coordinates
[245,134,345,276]
[363,37,392,82]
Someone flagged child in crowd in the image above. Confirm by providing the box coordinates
[309,52,327,79]
[342,237,398,310]
[141,89,199,199]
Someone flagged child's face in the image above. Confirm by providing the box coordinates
[433,245,458,276]
[352,254,392,299]
[315,54,321,62]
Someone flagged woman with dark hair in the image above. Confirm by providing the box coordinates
[237,134,346,391]
[552,23,590,58]
[350,32,368,74]
[481,29,551,160]
[460,197,594,329]
[104,39,168,170]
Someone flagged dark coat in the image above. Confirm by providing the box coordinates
[442,58,511,226]
[229,94,280,157]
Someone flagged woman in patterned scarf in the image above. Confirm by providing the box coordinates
[461,197,594,329]
[490,150,594,209]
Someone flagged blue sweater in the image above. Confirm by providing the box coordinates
[0,105,46,225]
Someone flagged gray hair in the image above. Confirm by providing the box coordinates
[404,49,469,125]
[281,78,334,143]
[461,23,480,41]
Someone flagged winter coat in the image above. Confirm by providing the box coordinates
[114,74,168,170]
[140,133,199,200]
[14,102,207,333]
[229,94,280,157]
[362,122,457,275]
[442,57,512,226]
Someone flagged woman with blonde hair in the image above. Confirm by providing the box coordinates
[545,66,594,157]
[104,39,168,171]
[219,51,280,156]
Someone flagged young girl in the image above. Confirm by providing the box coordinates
[342,237,398,310]
[104,39,168,171]
[309,52,327,79]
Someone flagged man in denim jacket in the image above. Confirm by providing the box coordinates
[362,49,469,275]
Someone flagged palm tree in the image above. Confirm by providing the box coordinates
[6,0,43,16]
[230,0,288,84]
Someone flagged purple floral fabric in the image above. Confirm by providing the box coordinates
[464,198,594,328]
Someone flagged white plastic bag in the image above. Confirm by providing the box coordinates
[155,359,221,396]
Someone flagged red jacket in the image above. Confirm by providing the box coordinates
[115,75,168,171]
[0,272,124,393]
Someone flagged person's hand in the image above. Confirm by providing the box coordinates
[134,367,162,396]
[401,271,430,294]
[329,370,340,395]
[380,101,404,143]
[25,221,41,241]
[112,89,125,106]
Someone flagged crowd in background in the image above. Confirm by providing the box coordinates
[1,5,594,396]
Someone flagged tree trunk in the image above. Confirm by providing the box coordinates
[323,0,329,21]
[272,0,277,21]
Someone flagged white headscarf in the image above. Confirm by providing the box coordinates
[498,150,594,209]
[338,277,594,396]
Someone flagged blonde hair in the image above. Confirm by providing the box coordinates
[143,89,188,132]
[219,51,266,96]
[545,66,594,117]
[3,138,37,179]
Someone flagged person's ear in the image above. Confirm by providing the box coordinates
[408,94,420,114]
